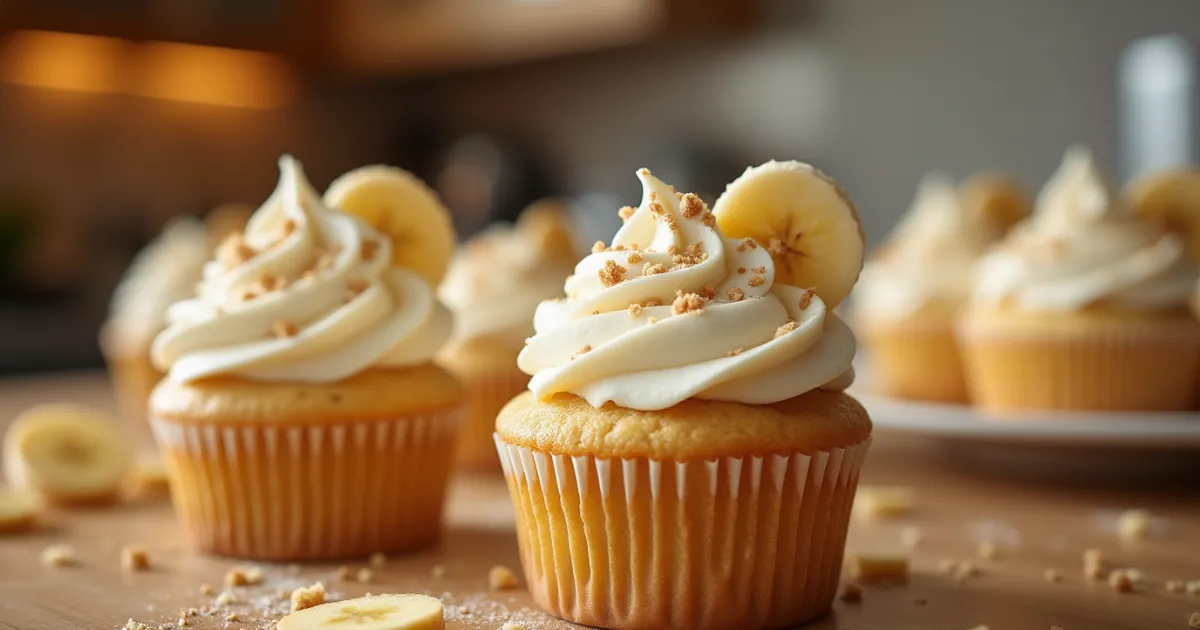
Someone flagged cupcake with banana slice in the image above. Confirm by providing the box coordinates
[437,200,578,470]
[149,156,463,560]
[855,172,1026,403]
[496,162,871,630]
[961,147,1200,411]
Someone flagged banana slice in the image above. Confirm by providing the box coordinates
[277,594,444,630]
[1126,168,1200,258]
[959,172,1031,240]
[3,404,131,505]
[713,160,864,308]
[0,488,40,533]
[324,165,457,287]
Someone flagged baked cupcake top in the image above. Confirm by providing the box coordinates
[151,156,453,384]
[973,147,1197,312]
[101,218,209,355]
[439,201,577,353]
[856,172,992,318]
[518,168,858,411]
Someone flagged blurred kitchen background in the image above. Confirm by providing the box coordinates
[0,0,1199,373]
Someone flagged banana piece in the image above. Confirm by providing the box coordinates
[1126,168,1200,259]
[324,165,457,287]
[959,172,1031,241]
[277,594,444,630]
[713,160,865,308]
[0,488,40,533]
[3,404,131,505]
[517,198,578,261]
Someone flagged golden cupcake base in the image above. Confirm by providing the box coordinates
[495,436,870,630]
[859,316,967,403]
[153,408,462,560]
[454,366,529,471]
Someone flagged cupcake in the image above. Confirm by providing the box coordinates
[438,201,578,470]
[960,147,1200,411]
[149,156,463,560]
[855,173,995,403]
[495,163,871,629]
[100,218,209,452]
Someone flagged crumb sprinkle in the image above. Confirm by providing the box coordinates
[767,238,789,259]
[700,284,716,299]
[743,238,758,250]
[751,265,766,274]
[701,213,717,228]
[618,206,636,221]
[120,545,150,572]
[40,544,76,567]
[672,291,705,315]
[726,348,743,357]
[799,288,815,310]
[289,582,325,613]
[273,321,298,339]
[628,304,644,317]
[626,252,644,264]
[679,193,706,219]
[356,567,373,583]
[488,565,520,590]
[592,240,606,254]
[775,320,798,338]
[642,263,668,276]
[748,274,765,287]
[737,267,746,274]
[838,582,862,603]
[598,260,628,287]
[727,287,745,302]
[1044,568,1061,583]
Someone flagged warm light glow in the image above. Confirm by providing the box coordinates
[132,41,295,110]
[0,30,128,94]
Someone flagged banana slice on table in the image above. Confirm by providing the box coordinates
[0,488,41,533]
[277,594,444,630]
[713,160,865,309]
[3,404,131,505]
[324,165,457,286]
[1126,168,1200,259]
[959,172,1031,240]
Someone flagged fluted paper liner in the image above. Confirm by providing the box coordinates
[860,318,967,403]
[495,436,871,630]
[455,367,529,471]
[153,409,462,560]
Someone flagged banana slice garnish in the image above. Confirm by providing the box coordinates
[1126,167,1200,260]
[277,594,444,630]
[2,404,131,505]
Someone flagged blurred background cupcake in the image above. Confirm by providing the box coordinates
[438,200,579,470]
[854,172,1028,403]
[960,147,1200,411]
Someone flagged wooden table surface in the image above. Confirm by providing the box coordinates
[1,371,1199,630]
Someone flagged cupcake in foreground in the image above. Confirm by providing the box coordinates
[855,173,1026,403]
[100,219,209,452]
[960,147,1200,411]
[438,200,577,470]
[149,156,463,560]
[495,163,871,629]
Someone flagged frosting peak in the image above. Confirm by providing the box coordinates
[973,147,1197,312]
[517,169,856,411]
[151,156,452,384]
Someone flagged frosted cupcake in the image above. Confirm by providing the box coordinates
[100,219,209,452]
[150,156,463,560]
[496,163,871,629]
[438,201,577,469]
[961,147,1200,411]
[855,173,994,403]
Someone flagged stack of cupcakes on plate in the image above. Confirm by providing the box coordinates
[149,156,464,560]
[438,200,578,470]
[855,172,1029,403]
[494,162,872,629]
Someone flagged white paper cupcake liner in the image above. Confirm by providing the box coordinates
[494,435,871,630]
[151,409,462,560]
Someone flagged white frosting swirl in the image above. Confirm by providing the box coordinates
[151,156,453,384]
[856,172,990,318]
[517,169,856,411]
[439,221,575,351]
[973,147,1197,311]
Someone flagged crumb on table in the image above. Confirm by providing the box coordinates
[122,620,148,630]
[1117,509,1152,540]
[489,565,520,591]
[356,567,373,584]
[854,486,915,519]
[900,526,921,549]
[290,582,325,613]
[1108,569,1134,593]
[854,553,909,584]
[839,582,863,603]
[120,544,150,571]
[976,541,998,560]
[40,544,77,567]
[432,565,447,579]
[369,552,387,568]
[1043,568,1061,583]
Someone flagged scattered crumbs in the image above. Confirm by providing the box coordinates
[913,598,928,606]
[224,612,240,622]
[432,565,447,579]
[177,615,190,626]
[335,565,352,581]
[628,304,644,317]
[672,292,705,315]
[737,267,747,274]
[214,591,239,607]
[774,320,798,338]
[356,568,373,584]
[838,582,862,603]
[574,345,592,359]
[1166,580,1185,593]
[592,240,606,254]
[239,288,259,302]
[901,526,921,550]
[1082,548,1103,566]
[217,234,257,269]
[937,558,958,574]
[273,321,298,339]
[120,545,150,571]
[725,348,744,357]
[1044,568,1061,583]
[648,317,658,324]
[626,251,644,264]
[742,238,758,250]
[290,582,325,613]
[1117,509,1152,540]
[727,287,745,302]
[751,265,766,274]
[701,213,716,228]
[977,541,998,560]
[225,568,249,587]
[642,297,663,307]
[613,244,627,251]
[40,544,77,567]
[748,274,765,287]
[1186,580,1200,594]
[954,561,983,583]
[679,193,706,218]
[122,620,149,630]
[618,206,636,221]
[799,288,815,310]
[1124,568,1146,584]
[368,552,387,569]
[1082,549,1106,580]
[642,262,668,276]
[199,583,215,596]
[1188,612,1200,629]
[855,553,909,584]
[598,260,627,287]
[1108,569,1134,593]
[767,238,789,260]
[699,284,716,299]
[245,566,266,585]
[489,565,520,591]
[502,624,527,630]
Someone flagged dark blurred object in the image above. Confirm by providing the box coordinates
[434,134,556,238]
[0,186,41,295]
[1120,34,1197,182]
